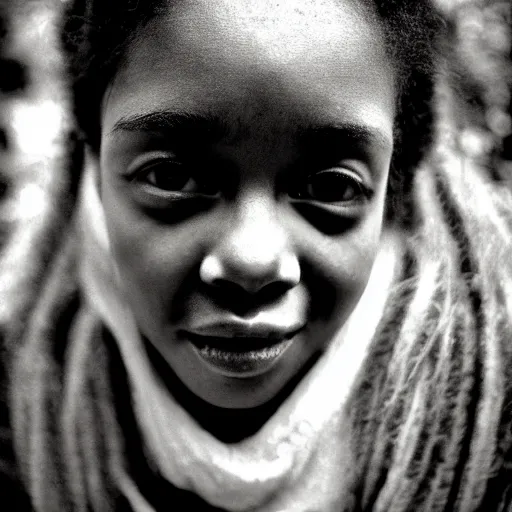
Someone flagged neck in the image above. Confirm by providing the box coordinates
[143,337,321,443]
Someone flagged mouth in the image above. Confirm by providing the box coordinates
[182,328,302,378]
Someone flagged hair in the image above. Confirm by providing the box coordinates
[6,0,512,511]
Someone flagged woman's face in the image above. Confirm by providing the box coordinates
[100,0,396,408]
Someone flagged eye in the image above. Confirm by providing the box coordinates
[143,161,196,192]
[135,159,219,197]
[290,169,371,203]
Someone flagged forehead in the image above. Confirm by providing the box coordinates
[159,0,376,59]
[102,0,394,141]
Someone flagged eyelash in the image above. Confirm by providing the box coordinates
[131,158,372,205]
[132,159,220,197]
[290,169,372,204]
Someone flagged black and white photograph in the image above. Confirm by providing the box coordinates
[0,0,511,510]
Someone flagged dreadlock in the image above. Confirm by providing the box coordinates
[349,134,512,510]
[4,0,512,511]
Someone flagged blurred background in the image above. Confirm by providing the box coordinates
[0,0,510,333]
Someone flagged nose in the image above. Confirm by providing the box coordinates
[199,194,300,296]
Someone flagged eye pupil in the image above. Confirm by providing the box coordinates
[147,165,191,191]
[306,172,359,202]
[140,161,220,197]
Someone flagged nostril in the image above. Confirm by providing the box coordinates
[0,178,7,199]
[0,128,7,150]
[204,278,253,314]
[209,276,266,298]
[209,277,244,294]
[0,59,27,93]
[199,245,300,301]
[257,280,294,303]
[205,277,294,315]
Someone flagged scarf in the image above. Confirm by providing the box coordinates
[77,157,403,511]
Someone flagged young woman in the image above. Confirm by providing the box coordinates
[3,0,512,510]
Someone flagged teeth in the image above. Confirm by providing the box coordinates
[191,337,296,376]
[199,340,291,361]
[187,332,289,352]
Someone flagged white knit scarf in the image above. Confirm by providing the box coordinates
[77,159,402,511]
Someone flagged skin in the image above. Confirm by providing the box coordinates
[99,0,396,440]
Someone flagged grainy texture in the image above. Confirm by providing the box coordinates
[0,1,511,511]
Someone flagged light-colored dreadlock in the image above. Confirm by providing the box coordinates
[349,71,512,509]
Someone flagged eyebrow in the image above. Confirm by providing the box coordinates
[110,109,393,151]
[299,124,392,153]
[111,110,230,143]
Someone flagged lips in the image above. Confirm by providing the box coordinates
[184,330,299,352]
[183,320,304,341]
[180,320,304,377]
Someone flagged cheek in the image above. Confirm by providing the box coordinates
[102,187,205,334]
[304,212,383,326]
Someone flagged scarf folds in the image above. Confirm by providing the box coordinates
[75,159,403,512]
[9,155,402,511]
